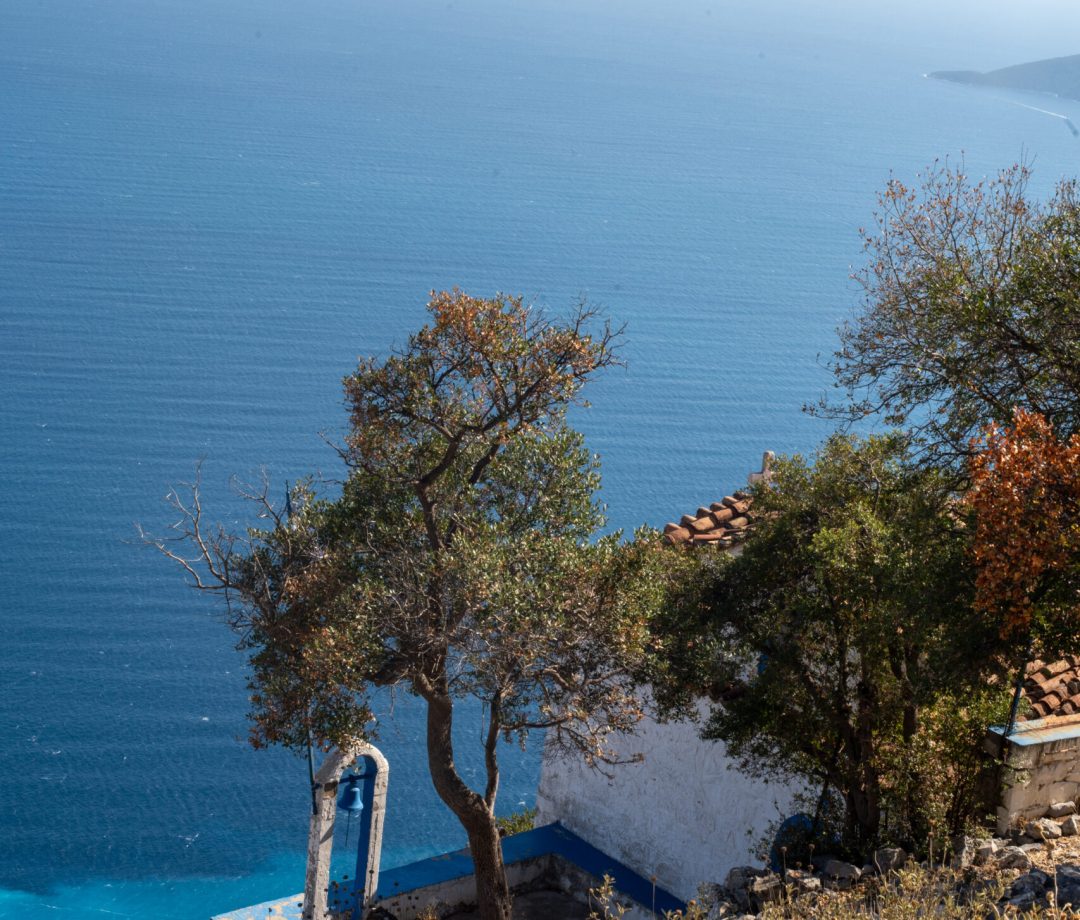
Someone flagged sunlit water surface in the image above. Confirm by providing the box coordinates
[4,1,1080,916]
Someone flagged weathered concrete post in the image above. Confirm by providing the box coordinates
[302,743,388,920]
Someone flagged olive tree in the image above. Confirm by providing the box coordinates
[145,291,667,920]
[649,435,1007,854]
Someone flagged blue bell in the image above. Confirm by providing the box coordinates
[337,774,364,815]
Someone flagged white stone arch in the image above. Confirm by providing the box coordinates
[303,742,389,920]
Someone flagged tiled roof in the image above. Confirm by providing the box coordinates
[1023,658,1080,721]
[662,452,773,548]
[662,494,755,547]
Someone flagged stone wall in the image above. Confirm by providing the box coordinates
[536,700,795,902]
[997,721,1080,834]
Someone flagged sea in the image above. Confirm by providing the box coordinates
[3,0,1080,916]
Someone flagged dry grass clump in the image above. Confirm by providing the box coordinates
[590,859,1080,920]
[1031,837,1080,874]
[756,866,1011,919]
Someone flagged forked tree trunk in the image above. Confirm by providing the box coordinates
[423,686,513,920]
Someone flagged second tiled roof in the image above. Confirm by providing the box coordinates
[1024,658,1080,721]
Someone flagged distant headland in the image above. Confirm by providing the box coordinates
[931,53,1080,101]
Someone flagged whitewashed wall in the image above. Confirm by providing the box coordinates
[536,701,795,902]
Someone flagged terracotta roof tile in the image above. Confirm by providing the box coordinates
[692,531,731,544]
[710,507,734,524]
[662,453,773,549]
[1022,659,1080,721]
[687,515,717,534]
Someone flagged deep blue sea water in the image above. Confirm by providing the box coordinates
[4,1,1080,917]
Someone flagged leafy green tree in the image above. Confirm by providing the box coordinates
[818,161,1080,469]
[146,291,669,920]
[650,434,1006,854]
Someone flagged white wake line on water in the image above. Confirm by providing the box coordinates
[927,74,1080,136]
[1008,99,1070,120]
[996,96,1079,136]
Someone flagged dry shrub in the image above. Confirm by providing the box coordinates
[756,864,1079,920]
[592,863,1080,920]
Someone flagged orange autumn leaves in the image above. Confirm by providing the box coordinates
[344,290,614,472]
[968,410,1080,640]
[423,289,600,386]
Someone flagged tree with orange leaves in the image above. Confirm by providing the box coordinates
[968,409,1080,651]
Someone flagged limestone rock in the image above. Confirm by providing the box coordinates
[873,847,908,874]
[785,869,821,895]
[1010,868,1050,897]
[822,859,861,880]
[1048,801,1077,819]
[1063,815,1080,837]
[1056,864,1080,909]
[820,859,861,891]
[722,866,770,912]
[747,872,783,909]
[723,866,765,890]
[1006,890,1037,910]
[975,840,998,866]
[952,835,976,868]
[702,901,733,920]
[995,846,1033,870]
[1026,817,1064,841]
[701,886,751,920]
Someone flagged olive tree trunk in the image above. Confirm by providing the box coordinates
[423,688,512,920]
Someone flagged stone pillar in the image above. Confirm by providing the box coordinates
[353,748,390,914]
[747,451,775,485]
[302,743,389,920]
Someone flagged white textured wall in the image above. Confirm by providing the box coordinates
[536,702,795,902]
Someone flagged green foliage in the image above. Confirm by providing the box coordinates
[874,687,1011,853]
[494,807,535,837]
[819,160,1080,469]
[149,290,667,919]
[652,434,1008,854]
[495,807,537,837]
